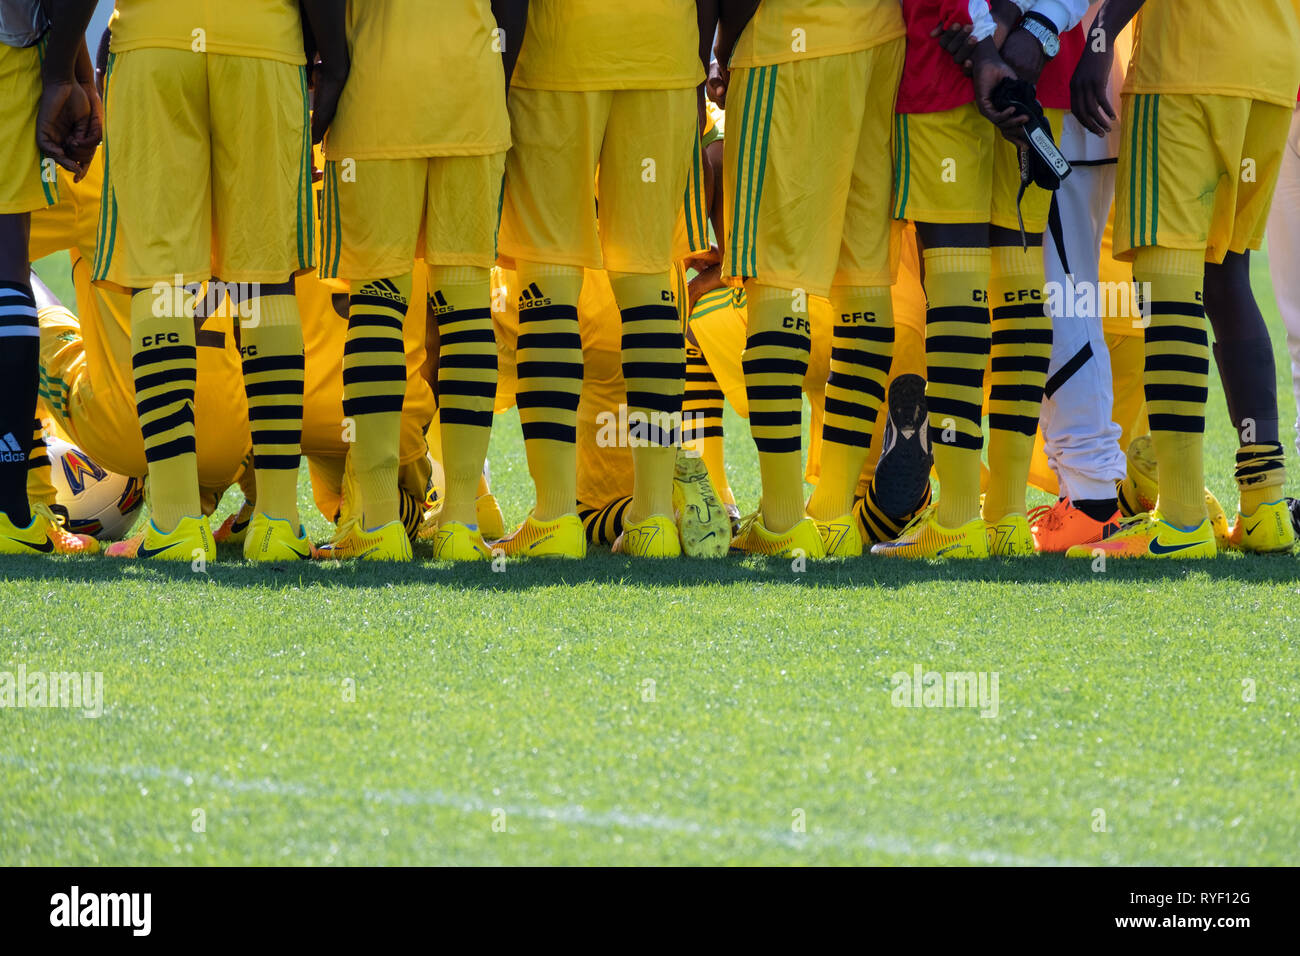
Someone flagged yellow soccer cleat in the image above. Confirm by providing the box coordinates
[1227,499,1296,554]
[243,513,312,561]
[730,512,827,559]
[476,493,507,542]
[814,514,863,557]
[0,503,100,556]
[986,513,1035,557]
[494,512,587,559]
[313,518,412,561]
[870,506,989,559]
[1065,511,1216,559]
[214,498,255,544]
[1118,434,1229,548]
[106,514,216,562]
[432,520,492,561]
[672,450,731,558]
[613,514,681,558]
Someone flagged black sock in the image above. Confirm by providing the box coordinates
[1075,497,1119,522]
[1212,339,1280,445]
[0,280,39,525]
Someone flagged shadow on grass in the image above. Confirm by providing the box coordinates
[1,544,1298,591]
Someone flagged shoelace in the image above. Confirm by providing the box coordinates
[896,503,936,538]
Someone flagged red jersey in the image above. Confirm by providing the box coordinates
[897,0,974,114]
[897,1,1085,114]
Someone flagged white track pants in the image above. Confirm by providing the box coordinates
[1265,108,1300,458]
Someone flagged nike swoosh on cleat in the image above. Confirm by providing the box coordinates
[1245,522,1261,536]
[137,540,183,559]
[6,535,54,553]
[1148,538,1199,556]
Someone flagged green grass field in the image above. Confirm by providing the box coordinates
[2,251,1297,866]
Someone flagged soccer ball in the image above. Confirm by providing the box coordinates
[46,437,144,540]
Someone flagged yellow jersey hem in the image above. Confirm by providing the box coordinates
[1124,84,1300,111]
[323,142,511,162]
[108,39,305,66]
[729,25,907,69]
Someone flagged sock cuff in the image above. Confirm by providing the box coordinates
[1133,246,1204,277]
[515,261,584,281]
[745,281,805,308]
[429,265,488,288]
[990,244,1044,278]
[248,293,302,328]
[922,247,992,274]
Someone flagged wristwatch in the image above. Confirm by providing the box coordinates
[1020,11,1061,58]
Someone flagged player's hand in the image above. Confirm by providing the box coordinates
[1001,27,1048,86]
[1070,44,1117,137]
[684,245,721,274]
[707,58,728,109]
[687,261,725,311]
[971,39,1028,145]
[931,21,977,74]
[310,62,349,144]
[36,79,98,179]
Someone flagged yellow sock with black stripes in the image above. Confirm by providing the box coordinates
[682,341,734,507]
[345,275,410,529]
[856,481,932,544]
[922,247,991,528]
[1134,247,1208,529]
[579,496,633,546]
[983,245,1052,521]
[1236,442,1286,515]
[131,289,199,532]
[26,419,54,511]
[515,261,584,520]
[807,286,894,521]
[431,265,497,528]
[743,281,810,533]
[609,271,683,524]
[242,292,304,527]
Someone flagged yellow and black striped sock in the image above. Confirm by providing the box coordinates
[515,261,584,520]
[431,265,497,528]
[923,247,991,527]
[609,271,684,524]
[807,285,894,521]
[1235,442,1286,514]
[983,245,1051,521]
[1134,247,1208,529]
[345,275,410,529]
[683,341,734,507]
[131,289,199,532]
[855,480,932,543]
[579,496,633,546]
[242,292,305,526]
[743,282,810,533]
[26,418,53,511]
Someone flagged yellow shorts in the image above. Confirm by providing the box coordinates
[94,49,314,286]
[319,152,506,280]
[1115,93,1291,263]
[673,129,713,261]
[499,86,697,274]
[297,266,436,466]
[0,40,57,215]
[894,102,1064,233]
[724,39,904,294]
[38,254,250,490]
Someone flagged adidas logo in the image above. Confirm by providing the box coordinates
[0,432,25,464]
[430,290,455,316]
[365,278,408,304]
[518,282,552,309]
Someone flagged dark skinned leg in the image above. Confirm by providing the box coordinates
[0,213,38,525]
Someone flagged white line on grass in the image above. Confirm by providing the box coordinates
[3,754,1090,865]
